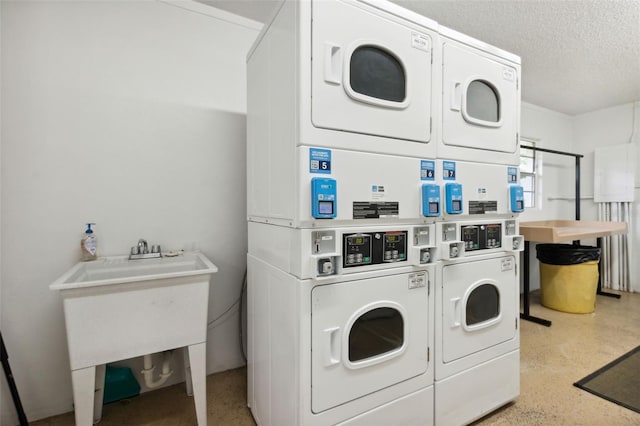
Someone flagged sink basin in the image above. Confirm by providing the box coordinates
[50,251,218,290]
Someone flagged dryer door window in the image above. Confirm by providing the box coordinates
[466,283,500,326]
[349,46,406,103]
[349,306,404,362]
[465,80,500,125]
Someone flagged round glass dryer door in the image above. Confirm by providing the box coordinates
[441,256,517,363]
[311,272,429,413]
[348,306,404,363]
[349,46,406,104]
[464,80,500,125]
[466,282,500,326]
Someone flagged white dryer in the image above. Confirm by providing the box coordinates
[434,220,522,425]
[438,26,521,165]
[311,0,437,146]
[247,0,440,227]
[248,223,437,425]
[247,0,438,157]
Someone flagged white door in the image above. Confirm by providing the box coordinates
[311,271,429,413]
[442,41,519,153]
[312,0,434,143]
[441,256,517,363]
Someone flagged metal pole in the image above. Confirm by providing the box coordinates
[575,156,581,220]
[1,332,29,426]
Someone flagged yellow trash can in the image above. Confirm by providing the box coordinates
[536,244,600,314]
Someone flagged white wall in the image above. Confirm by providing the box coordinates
[519,102,574,290]
[520,102,575,222]
[573,103,638,220]
[572,102,640,292]
[0,1,260,423]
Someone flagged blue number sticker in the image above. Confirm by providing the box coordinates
[421,160,435,181]
[443,161,456,180]
[310,148,332,174]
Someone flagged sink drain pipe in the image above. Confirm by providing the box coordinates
[141,351,174,389]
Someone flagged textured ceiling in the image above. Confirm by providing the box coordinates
[200,0,640,116]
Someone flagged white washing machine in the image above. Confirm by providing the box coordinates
[248,222,436,425]
[434,219,522,425]
[438,25,521,165]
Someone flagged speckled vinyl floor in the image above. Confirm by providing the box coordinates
[31,290,640,426]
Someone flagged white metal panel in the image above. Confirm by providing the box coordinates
[312,0,434,143]
[246,0,297,222]
[247,255,302,426]
[336,386,434,426]
[298,147,434,226]
[437,160,517,219]
[594,144,636,202]
[440,256,517,363]
[435,350,519,425]
[311,272,429,413]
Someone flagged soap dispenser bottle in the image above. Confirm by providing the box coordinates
[81,223,97,261]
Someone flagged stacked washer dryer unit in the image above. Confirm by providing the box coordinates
[246,1,440,425]
[433,26,525,425]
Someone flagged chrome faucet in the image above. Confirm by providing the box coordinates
[137,238,149,254]
[129,238,161,260]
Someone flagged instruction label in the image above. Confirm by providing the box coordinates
[310,148,331,174]
[501,257,514,271]
[371,185,386,200]
[353,202,399,219]
[502,67,516,82]
[411,33,430,52]
[468,201,498,214]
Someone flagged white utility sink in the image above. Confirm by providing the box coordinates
[50,252,218,426]
[50,251,217,289]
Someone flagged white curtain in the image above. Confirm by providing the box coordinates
[598,202,632,292]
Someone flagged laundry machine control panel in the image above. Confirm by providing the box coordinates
[461,224,502,251]
[343,231,408,267]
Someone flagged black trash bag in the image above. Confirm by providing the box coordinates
[536,244,600,266]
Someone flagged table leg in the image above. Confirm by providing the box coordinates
[519,241,552,327]
[71,366,96,426]
[188,342,207,426]
[596,237,622,299]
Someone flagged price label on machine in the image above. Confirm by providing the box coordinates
[309,148,332,174]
